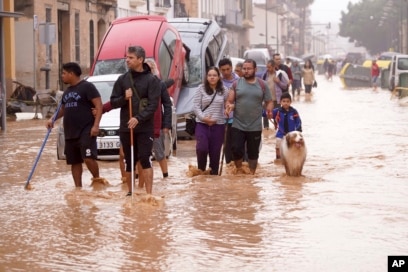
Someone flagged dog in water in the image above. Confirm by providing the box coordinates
[280,131,307,176]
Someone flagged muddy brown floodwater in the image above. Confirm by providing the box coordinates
[1,75,407,271]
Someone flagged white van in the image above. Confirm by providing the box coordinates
[388,53,408,91]
[243,48,271,65]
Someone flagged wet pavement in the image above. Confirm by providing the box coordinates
[0,75,407,271]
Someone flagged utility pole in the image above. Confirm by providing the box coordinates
[265,2,268,47]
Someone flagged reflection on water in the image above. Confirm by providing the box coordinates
[1,76,408,271]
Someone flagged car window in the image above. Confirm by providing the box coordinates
[178,34,203,87]
[162,30,177,56]
[207,34,221,65]
[205,47,215,68]
[158,30,178,80]
[92,81,115,103]
[397,58,408,70]
[159,41,172,80]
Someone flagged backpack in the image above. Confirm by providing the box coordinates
[231,77,268,116]
[231,77,266,94]
[276,70,289,92]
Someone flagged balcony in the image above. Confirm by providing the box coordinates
[242,18,255,29]
[129,0,145,7]
[225,9,243,29]
[154,0,171,14]
[97,0,117,7]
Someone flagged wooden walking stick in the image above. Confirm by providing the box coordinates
[219,120,229,176]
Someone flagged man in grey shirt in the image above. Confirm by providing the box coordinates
[225,59,273,174]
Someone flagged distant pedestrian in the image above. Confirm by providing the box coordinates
[234,62,244,77]
[323,58,329,76]
[327,60,335,81]
[273,53,292,93]
[302,59,315,99]
[290,61,302,97]
[263,59,288,105]
[193,66,229,175]
[371,60,380,91]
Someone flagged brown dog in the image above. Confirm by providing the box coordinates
[280,131,307,176]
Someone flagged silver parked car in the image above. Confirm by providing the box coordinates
[57,74,177,160]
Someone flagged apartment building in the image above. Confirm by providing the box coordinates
[126,0,255,57]
[199,0,254,58]
[5,0,115,93]
[249,0,301,57]
[3,0,255,96]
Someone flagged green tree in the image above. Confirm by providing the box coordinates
[339,0,403,55]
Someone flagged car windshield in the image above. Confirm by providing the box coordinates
[91,81,115,103]
[93,57,156,77]
[93,59,127,76]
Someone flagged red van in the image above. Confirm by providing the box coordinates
[90,15,188,106]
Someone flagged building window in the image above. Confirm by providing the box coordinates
[75,13,80,62]
[174,0,187,17]
[46,7,52,62]
[156,0,171,8]
[89,20,94,66]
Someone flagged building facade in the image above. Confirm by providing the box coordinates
[11,0,116,92]
[249,0,301,57]
[3,0,255,97]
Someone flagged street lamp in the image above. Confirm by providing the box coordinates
[259,33,275,46]
[264,3,283,53]
[265,2,268,48]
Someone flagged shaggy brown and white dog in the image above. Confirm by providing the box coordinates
[280,131,307,177]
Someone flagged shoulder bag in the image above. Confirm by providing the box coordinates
[128,72,148,113]
[185,91,217,135]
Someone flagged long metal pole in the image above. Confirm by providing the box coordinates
[33,15,37,90]
[277,12,279,53]
[0,0,5,131]
[25,101,62,189]
[129,97,134,200]
[265,3,267,47]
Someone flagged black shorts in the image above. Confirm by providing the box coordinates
[121,130,154,171]
[230,127,262,161]
[65,134,97,165]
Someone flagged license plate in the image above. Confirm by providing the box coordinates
[98,138,120,149]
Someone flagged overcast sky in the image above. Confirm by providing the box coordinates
[310,0,361,24]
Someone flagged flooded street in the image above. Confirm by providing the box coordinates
[1,74,407,271]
